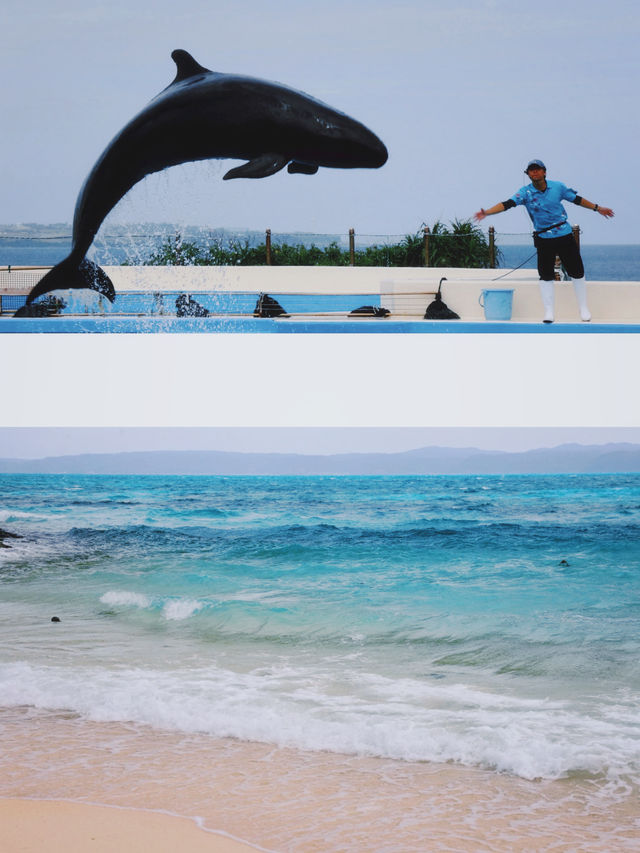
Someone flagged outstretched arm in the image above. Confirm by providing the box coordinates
[574,197,614,218]
[474,202,507,222]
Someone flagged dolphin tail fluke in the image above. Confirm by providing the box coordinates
[25,257,116,304]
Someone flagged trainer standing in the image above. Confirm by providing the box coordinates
[475,160,614,322]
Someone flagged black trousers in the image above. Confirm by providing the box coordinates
[534,233,584,280]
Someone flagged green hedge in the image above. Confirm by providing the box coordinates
[138,221,499,268]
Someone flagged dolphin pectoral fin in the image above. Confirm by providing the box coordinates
[287,162,319,175]
[223,155,289,180]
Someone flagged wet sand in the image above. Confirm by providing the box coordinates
[1,707,638,852]
[0,799,261,853]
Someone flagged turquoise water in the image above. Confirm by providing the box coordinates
[1,473,639,785]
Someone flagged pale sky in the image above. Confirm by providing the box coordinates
[1,0,636,243]
[2,427,640,459]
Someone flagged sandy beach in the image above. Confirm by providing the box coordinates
[1,707,639,852]
[0,799,261,853]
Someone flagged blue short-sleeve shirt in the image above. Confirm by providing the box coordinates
[510,180,577,238]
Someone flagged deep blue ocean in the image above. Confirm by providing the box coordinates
[0,234,639,280]
[2,472,639,788]
[498,243,640,281]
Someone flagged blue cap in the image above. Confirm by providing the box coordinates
[525,159,546,172]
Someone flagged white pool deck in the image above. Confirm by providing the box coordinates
[2,265,640,324]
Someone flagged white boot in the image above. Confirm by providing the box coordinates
[572,277,591,322]
[538,280,555,323]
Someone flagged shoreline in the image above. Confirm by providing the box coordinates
[1,708,639,852]
[0,798,263,853]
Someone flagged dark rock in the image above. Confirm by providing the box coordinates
[0,528,22,548]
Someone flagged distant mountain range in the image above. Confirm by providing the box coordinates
[1,443,639,475]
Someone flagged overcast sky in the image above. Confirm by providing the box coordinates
[2,0,636,243]
[2,427,640,459]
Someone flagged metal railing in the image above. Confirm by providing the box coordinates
[0,224,581,274]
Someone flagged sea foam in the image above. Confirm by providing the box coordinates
[100,591,152,609]
[163,599,204,620]
[1,660,639,785]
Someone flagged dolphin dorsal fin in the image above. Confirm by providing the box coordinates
[170,50,211,83]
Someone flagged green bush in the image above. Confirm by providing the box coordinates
[426,220,501,268]
[138,222,499,268]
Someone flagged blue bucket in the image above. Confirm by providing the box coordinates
[479,288,514,321]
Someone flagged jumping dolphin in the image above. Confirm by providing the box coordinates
[24,50,388,305]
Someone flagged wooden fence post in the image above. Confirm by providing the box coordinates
[349,228,355,266]
[488,226,496,269]
[423,227,430,267]
[265,229,272,265]
[572,224,580,249]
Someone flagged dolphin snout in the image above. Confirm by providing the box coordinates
[370,137,388,168]
[357,125,387,168]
